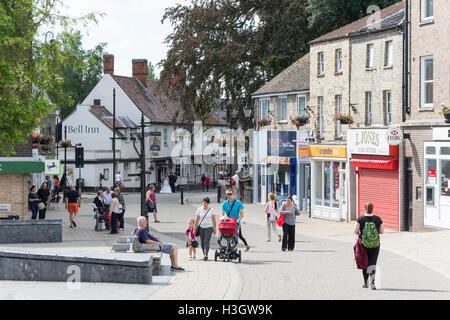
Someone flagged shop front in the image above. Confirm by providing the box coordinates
[309,145,347,221]
[348,128,400,231]
[253,130,309,206]
[423,128,450,229]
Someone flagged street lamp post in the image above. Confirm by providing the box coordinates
[112,88,116,188]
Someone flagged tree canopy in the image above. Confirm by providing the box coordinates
[0,0,101,155]
[159,0,401,126]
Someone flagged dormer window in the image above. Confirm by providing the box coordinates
[93,99,101,106]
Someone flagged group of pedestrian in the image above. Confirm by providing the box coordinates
[92,186,126,234]
[200,173,211,192]
[264,193,298,251]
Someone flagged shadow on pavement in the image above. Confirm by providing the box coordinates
[377,288,450,293]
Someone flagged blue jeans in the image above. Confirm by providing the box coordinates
[110,212,118,233]
[30,206,38,219]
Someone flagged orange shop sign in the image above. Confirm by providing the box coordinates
[297,146,346,159]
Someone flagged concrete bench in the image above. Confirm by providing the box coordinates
[0,247,154,284]
[0,220,62,244]
[111,236,162,275]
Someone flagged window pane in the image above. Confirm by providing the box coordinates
[315,162,323,205]
[332,162,340,208]
[425,82,433,104]
[427,0,433,17]
[297,96,306,114]
[282,98,287,120]
[425,59,433,80]
[441,160,450,197]
[323,161,331,207]
[441,147,450,155]
[425,159,437,185]
[426,146,436,154]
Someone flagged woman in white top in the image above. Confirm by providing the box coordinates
[160,174,173,193]
[194,197,216,261]
[264,193,282,242]
[109,193,120,234]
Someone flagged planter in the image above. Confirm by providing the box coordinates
[444,112,450,124]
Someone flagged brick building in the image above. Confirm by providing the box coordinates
[403,0,450,230]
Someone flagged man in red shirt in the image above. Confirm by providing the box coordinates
[205,174,211,192]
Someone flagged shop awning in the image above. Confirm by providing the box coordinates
[0,161,45,174]
[351,156,398,170]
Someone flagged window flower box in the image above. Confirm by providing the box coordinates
[333,114,354,125]
[258,117,273,127]
[60,139,72,148]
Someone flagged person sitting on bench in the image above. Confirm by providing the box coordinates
[133,216,184,272]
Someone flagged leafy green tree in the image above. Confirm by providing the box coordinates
[147,61,159,81]
[160,0,311,126]
[307,0,402,37]
[55,32,107,119]
[0,0,100,155]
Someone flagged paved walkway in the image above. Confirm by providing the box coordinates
[1,191,450,299]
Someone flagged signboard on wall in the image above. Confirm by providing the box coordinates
[45,160,61,175]
[150,132,161,151]
[267,131,297,158]
[347,129,390,155]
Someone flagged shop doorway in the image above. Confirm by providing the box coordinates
[405,158,413,231]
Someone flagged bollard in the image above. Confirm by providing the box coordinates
[217,185,221,203]
[180,187,184,205]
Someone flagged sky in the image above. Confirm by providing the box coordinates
[59,0,187,77]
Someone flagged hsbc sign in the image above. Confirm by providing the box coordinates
[385,126,403,146]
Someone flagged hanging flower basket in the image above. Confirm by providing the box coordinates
[32,135,42,144]
[60,139,72,148]
[291,115,310,129]
[39,135,54,145]
[441,103,450,123]
[214,137,227,146]
[258,117,272,127]
[333,114,354,125]
[39,144,51,154]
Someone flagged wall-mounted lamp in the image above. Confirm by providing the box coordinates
[306,105,315,115]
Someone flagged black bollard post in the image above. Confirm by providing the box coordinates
[180,186,184,205]
[217,185,221,203]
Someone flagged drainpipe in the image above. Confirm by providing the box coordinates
[403,0,409,121]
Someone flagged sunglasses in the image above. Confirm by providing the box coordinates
[226,193,233,196]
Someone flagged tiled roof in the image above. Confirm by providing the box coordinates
[252,53,310,96]
[89,105,138,135]
[348,9,404,37]
[111,76,226,126]
[309,1,404,45]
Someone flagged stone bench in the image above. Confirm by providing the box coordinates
[0,247,154,284]
[0,220,62,244]
[111,236,162,275]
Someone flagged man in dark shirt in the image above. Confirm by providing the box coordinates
[37,182,51,219]
[133,216,184,271]
[169,172,177,193]
[65,184,80,228]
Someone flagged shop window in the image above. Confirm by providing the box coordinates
[441,160,450,198]
[440,147,450,155]
[425,159,437,185]
[315,162,323,205]
[323,161,331,206]
[426,146,436,155]
[332,162,340,208]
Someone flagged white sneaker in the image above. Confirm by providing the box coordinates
[189,256,193,261]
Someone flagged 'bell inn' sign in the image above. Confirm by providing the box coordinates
[347,128,392,155]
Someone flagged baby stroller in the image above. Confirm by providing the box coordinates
[93,204,107,231]
[214,217,242,263]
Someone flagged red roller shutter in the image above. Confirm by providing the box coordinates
[358,168,399,231]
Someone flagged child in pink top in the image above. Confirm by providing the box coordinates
[185,218,198,260]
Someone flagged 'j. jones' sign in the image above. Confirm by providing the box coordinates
[67,125,100,134]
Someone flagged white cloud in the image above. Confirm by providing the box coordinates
[60,0,187,77]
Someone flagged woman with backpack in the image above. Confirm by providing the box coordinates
[354,202,384,290]
[264,193,282,242]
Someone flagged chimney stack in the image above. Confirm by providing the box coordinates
[132,59,148,87]
[103,54,114,75]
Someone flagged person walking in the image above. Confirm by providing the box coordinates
[93,190,106,231]
[115,170,122,188]
[37,182,51,220]
[354,202,384,290]
[146,185,160,223]
[103,186,113,230]
[205,174,211,192]
[53,176,60,196]
[201,173,206,192]
[221,188,244,245]
[265,193,282,242]
[169,172,177,193]
[114,187,126,231]
[28,186,39,220]
[185,218,198,260]
[65,184,80,228]
[280,196,299,251]
[194,197,216,261]
[109,193,120,234]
